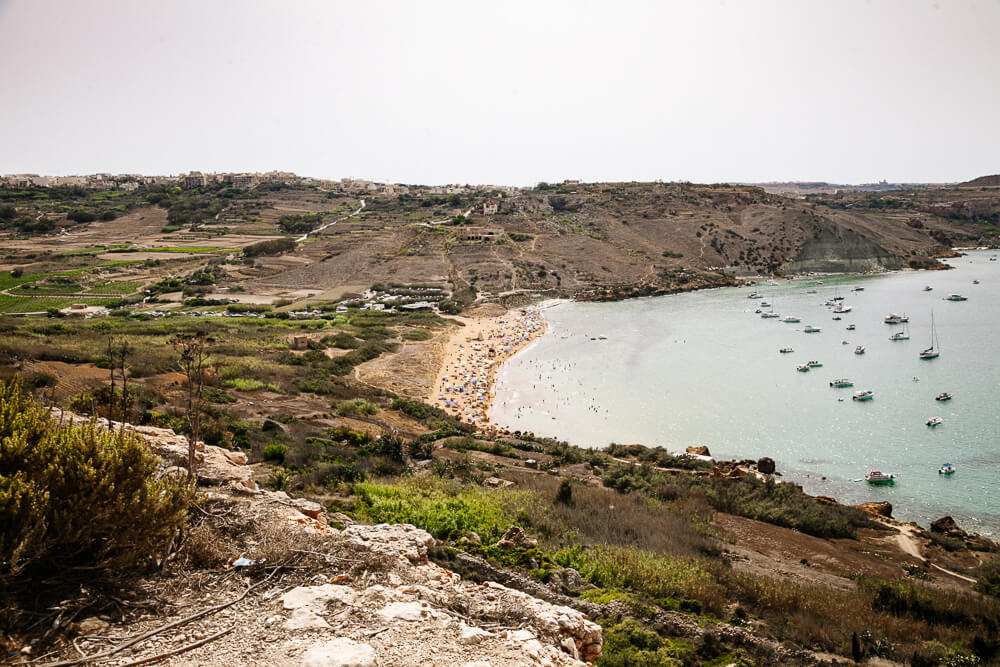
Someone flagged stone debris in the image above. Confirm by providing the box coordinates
[342,523,437,565]
[494,525,538,550]
[483,476,515,489]
[298,638,376,667]
[40,413,602,666]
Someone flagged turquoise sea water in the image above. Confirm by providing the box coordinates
[491,250,1000,535]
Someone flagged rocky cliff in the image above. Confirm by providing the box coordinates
[41,413,602,666]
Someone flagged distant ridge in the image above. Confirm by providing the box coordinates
[959,174,1000,187]
[745,181,947,195]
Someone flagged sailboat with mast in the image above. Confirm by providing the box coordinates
[919,310,940,360]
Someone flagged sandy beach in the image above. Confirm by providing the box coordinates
[428,308,546,432]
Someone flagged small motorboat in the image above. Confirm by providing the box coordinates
[779,347,794,353]
[832,315,842,321]
[935,392,952,401]
[973,280,980,285]
[804,325,821,333]
[760,301,771,307]
[846,324,856,331]
[923,286,933,291]
[761,311,781,318]
[782,316,800,323]
[854,345,865,355]
[889,331,909,341]
[747,292,763,299]
[830,378,854,388]
[807,360,822,367]
[944,293,968,301]
[926,416,943,428]
[884,313,909,324]
[865,470,896,485]
[852,286,864,292]
[852,390,874,401]
[796,365,810,372]
[832,304,852,313]
[939,463,956,475]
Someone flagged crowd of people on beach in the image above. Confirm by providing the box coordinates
[436,309,543,428]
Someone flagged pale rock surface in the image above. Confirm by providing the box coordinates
[298,638,376,667]
[46,413,603,666]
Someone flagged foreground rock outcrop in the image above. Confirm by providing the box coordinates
[46,411,602,666]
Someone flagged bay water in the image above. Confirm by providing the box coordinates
[492,250,1000,535]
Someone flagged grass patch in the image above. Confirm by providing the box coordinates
[352,477,532,543]
[222,377,280,392]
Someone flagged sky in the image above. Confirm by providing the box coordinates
[1,0,998,185]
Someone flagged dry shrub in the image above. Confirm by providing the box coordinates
[181,522,236,569]
[511,473,716,557]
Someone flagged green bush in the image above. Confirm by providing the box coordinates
[243,237,296,257]
[335,398,379,416]
[598,618,694,667]
[402,327,433,341]
[322,332,361,349]
[353,477,531,543]
[975,557,1000,598]
[263,443,288,462]
[0,380,191,579]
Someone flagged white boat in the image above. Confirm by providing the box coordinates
[761,311,780,318]
[832,315,842,321]
[944,293,967,301]
[938,463,956,475]
[829,378,854,388]
[865,470,896,485]
[806,360,822,367]
[935,392,952,401]
[803,325,821,333]
[846,324,856,331]
[923,286,933,291]
[884,313,909,324]
[779,347,794,353]
[854,345,865,355]
[919,310,940,359]
[832,304,852,313]
[852,390,874,401]
[926,416,943,427]
[760,301,771,307]
[796,364,810,372]
[853,286,864,292]
[747,292,763,299]
[782,316,800,323]
[889,330,909,341]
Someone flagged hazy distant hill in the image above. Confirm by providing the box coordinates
[959,174,1000,188]
[748,181,946,196]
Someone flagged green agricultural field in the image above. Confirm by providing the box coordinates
[108,246,240,254]
[0,294,121,313]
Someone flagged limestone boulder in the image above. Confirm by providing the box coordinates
[494,525,538,550]
[756,457,776,475]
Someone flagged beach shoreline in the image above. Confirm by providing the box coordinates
[427,307,548,434]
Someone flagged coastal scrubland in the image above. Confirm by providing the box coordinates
[3,178,1000,663]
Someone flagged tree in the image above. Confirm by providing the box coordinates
[173,332,208,480]
[556,478,574,506]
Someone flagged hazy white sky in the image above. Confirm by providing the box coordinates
[1,0,997,185]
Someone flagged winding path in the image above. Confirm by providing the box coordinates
[296,199,365,242]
